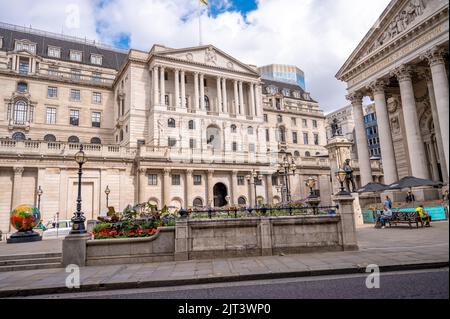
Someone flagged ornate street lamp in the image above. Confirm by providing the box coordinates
[37,186,43,212]
[276,154,297,203]
[305,177,317,198]
[70,145,87,235]
[305,176,320,214]
[104,185,111,209]
[336,168,350,196]
[246,170,263,207]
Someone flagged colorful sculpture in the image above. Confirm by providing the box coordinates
[7,205,42,244]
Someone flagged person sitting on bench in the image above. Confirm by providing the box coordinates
[380,206,393,229]
[416,205,431,227]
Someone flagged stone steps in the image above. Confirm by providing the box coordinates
[0,253,62,272]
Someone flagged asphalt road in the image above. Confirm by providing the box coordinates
[27,268,449,299]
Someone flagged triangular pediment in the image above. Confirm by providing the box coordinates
[336,0,444,79]
[154,45,259,76]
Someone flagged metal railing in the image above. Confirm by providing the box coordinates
[181,205,339,219]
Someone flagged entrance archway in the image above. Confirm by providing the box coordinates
[213,183,228,207]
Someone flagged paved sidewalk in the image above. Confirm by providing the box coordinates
[0,222,448,298]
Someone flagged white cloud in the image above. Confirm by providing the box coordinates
[0,0,392,111]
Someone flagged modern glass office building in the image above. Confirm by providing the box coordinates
[258,64,306,91]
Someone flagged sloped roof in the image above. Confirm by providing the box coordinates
[262,79,317,103]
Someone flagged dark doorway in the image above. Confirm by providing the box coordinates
[213,183,228,207]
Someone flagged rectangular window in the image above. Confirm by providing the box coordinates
[148,174,158,186]
[46,107,56,124]
[314,133,319,145]
[168,137,177,147]
[92,72,101,82]
[29,106,34,123]
[193,175,202,186]
[70,89,81,101]
[48,46,61,58]
[15,41,36,53]
[172,175,181,186]
[70,110,79,126]
[189,138,196,149]
[263,114,268,122]
[19,57,29,74]
[92,112,101,128]
[272,175,278,186]
[303,133,309,145]
[292,132,298,144]
[373,126,378,134]
[237,176,245,186]
[313,120,318,128]
[92,92,102,104]
[70,50,82,62]
[90,54,102,65]
[292,117,297,126]
[164,95,169,106]
[232,141,238,152]
[302,119,308,128]
[249,143,255,153]
[0,37,3,49]
[48,66,59,77]
[47,86,58,98]
[71,69,81,80]
[266,129,270,142]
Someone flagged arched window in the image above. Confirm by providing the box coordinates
[204,96,210,111]
[305,151,311,157]
[13,100,28,124]
[247,127,254,135]
[231,125,237,133]
[12,132,26,141]
[193,198,203,208]
[294,151,300,157]
[17,82,28,93]
[44,134,56,142]
[188,120,195,130]
[168,118,176,128]
[238,196,247,206]
[316,152,321,156]
[68,136,80,143]
[90,137,101,144]
[278,127,286,143]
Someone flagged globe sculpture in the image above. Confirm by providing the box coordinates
[7,204,42,244]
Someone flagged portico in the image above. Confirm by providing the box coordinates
[337,0,449,186]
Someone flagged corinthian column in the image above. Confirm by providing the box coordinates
[185,169,193,208]
[207,170,214,207]
[153,65,159,105]
[233,80,239,115]
[216,77,222,113]
[194,72,200,110]
[346,92,373,186]
[391,65,429,179]
[222,78,228,114]
[181,70,186,108]
[200,74,205,110]
[422,47,449,179]
[160,66,166,106]
[174,69,180,108]
[249,83,255,117]
[367,80,398,184]
[238,81,244,115]
[163,168,171,207]
[139,168,147,203]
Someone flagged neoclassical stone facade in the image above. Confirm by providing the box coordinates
[0,23,332,234]
[336,0,449,186]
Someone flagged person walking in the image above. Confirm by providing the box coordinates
[406,191,416,204]
[384,196,393,209]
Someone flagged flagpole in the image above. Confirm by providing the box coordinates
[199,1,203,46]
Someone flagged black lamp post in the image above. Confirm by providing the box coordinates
[37,186,43,212]
[105,185,110,209]
[336,168,351,196]
[305,176,320,215]
[276,154,297,203]
[70,145,87,235]
[246,170,263,207]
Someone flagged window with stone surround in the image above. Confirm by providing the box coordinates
[188,120,195,130]
[237,176,245,186]
[92,92,102,104]
[48,86,58,98]
[168,137,177,147]
[46,107,56,124]
[193,198,203,207]
[303,133,309,145]
[172,175,181,186]
[292,132,298,144]
[232,141,238,152]
[193,175,202,185]
[249,143,255,153]
[70,109,79,126]
[91,112,101,128]
[90,54,102,65]
[189,138,196,149]
[70,50,82,62]
[168,118,176,128]
[17,82,28,93]
[314,133,319,145]
[148,174,158,186]
[70,89,81,101]
[313,120,318,128]
[13,100,28,125]
[15,40,36,53]
[48,46,61,59]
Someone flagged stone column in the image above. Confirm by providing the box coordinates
[249,83,255,117]
[233,80,239,115]
[368,80,398,184]
[200,74,205,110]
[333,194,358,251]
[422,48,449,179]
[231,170,238,205]
[185,169,193,208]
[194,72,200,110]
[207,170,214,207]
[427,142,440,182]
[216,77,222,113]
[265,174,273,205]
[421,69,448,182]
[160,66,166,106]
[181,70,186,108]
[254,84,261,117]
[163,168,171,207]
[11,167,24,232]
[346,92,373,186]
[392,65,429,179]
[238,81,244,115]
[174,69,180,108]
[139,168,147,203]
[222,78,228,114]
[153,66,159,105]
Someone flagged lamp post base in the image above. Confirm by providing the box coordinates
[7,231,42,244]
[70,217,87,235]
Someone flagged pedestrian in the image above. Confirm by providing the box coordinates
[406,191,416,203]
[380,205,393,229]
[384,196,393,209]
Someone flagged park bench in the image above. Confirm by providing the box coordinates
[387,211,422,229]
